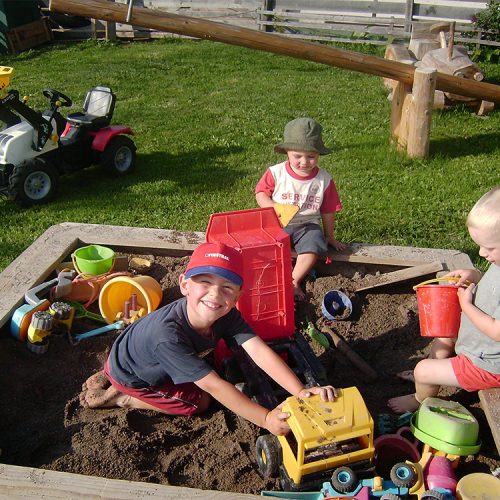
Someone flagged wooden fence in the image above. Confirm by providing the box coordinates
[58,0,499,48]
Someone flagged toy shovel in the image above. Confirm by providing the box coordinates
[305,320,330,349]
[69,321,124,345]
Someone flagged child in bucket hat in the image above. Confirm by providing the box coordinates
[80,241,337,435]
[256,117,346,300]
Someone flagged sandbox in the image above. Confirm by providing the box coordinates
[0,222,497,497]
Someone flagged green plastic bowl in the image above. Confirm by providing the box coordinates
[73,244,115,276]
[410,397,481,455]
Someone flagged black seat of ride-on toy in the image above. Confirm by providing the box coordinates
[66,86,116,129]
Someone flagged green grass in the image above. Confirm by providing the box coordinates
[1,38,499,272]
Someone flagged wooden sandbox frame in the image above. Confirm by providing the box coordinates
[0,222,498,496]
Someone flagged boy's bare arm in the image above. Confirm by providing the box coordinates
[444,268,483,286]
[458,284,500,341]
[242,337,337,401]
[256,191,275,208]
[195,371,290,435]
[321,212,346,251]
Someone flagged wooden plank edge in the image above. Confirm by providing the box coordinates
[0,463,259,499]
[354,260,443,292]
[479,388,500,457]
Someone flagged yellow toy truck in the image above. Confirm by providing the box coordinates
[256,386,375,492]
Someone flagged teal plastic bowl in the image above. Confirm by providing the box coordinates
[73,244,115,276]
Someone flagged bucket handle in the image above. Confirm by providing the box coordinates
[413,277,460,291]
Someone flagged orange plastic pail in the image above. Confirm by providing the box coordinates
[414,278,461,338]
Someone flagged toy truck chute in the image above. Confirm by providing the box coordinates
[256,387,375,491]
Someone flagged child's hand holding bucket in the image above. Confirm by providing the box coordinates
[457,281,476,309]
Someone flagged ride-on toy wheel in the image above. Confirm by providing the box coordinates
[255,434,281,478]
[9,158,59,206]
[101,135,136,175]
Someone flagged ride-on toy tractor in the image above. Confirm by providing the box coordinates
[0,66,136,206]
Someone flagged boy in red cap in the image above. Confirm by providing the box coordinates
[80,242,337,436]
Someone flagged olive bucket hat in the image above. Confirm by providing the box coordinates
[274,117,332,155]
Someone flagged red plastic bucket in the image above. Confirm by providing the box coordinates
[414,278,461,338]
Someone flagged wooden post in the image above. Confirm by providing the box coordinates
[260,0,274,33]
[404,0,414,34]
[390,80,412,149]
[105,0,116,41]
[407,67,437,158]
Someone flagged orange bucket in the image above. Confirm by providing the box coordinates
[414,278,462,338]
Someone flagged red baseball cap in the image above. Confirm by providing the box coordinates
[185,242,244,286]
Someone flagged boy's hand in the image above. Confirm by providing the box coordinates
[298,385,339,402]
[264,404,291,436]
[443,269,482,287]
[327,238,347,251]
[457,282,476,308]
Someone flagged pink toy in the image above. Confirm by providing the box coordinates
[425,454,457,494]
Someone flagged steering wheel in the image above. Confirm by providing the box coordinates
[42,88,72,108]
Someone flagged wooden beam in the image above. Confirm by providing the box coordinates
[0,463,259,499]
[355,261,444,292]
[48,0,500,103]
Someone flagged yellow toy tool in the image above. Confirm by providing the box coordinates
[273,203,299,227]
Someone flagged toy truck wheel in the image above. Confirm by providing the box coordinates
[255,435,281,478]
[421,490,448,500]
[390,462,417,488]
[381,494,402,500]
[9,158,59,206]
[101,135,136,175]
[331,466,358,493]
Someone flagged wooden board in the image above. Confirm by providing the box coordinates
[479,388,500,456]
[355,261,444,292]
[0,463,259,499]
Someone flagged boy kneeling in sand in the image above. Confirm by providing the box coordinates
[81,242,337,435]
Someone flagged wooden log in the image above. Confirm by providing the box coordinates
[321,325,378,381]
[407,67,437,159]
[355,261,443,292]
[48,0,500,104]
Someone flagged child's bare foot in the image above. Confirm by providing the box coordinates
[396,370,415,383]
[80,385,128,409]
[293,286,306,301]
[82,370,111,391]
[388,394,420,414]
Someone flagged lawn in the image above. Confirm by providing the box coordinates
[0,38,499,272]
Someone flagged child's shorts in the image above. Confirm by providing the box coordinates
[451,354,500,392]
[284,223,327,255]
[104,361,204,416]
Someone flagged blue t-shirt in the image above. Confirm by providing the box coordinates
[108,297,255,388]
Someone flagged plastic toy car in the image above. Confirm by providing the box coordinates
[261,462,417,499]
[255,387,375,491]
[0,66,136,205]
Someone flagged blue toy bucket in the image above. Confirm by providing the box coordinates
[321,290,352,320]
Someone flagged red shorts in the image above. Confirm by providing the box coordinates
[104,360,204,416]
[451,354,500,392]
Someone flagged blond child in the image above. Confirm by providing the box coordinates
[389,186,500,413]
[81,242,337,435]
[255,117,346,300]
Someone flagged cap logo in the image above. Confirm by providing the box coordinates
[205,252,229,261]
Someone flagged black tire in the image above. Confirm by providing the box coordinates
[381,494,402,500]
[390,462,417,488]
[9,158,59,206]
[422,490,447,500]
[101,136,136,176]
[255,434,281,478]
[331,466,358,493]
